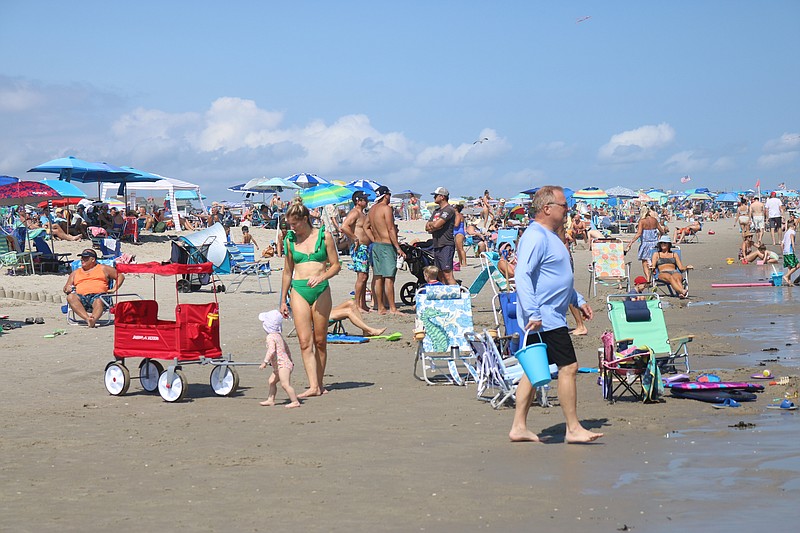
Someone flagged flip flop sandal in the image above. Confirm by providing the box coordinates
[766,400,798,410]
[43,329,67,339]
[712,398,741,409]
[34,317,45,324]
[25,317,35,324]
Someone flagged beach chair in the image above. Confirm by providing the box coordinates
[599,329,651,403]
[63,259,141,326]
[491,291,553,407]
[465,330,525,409]
[224,243,273,294]
[413,284,477,385]
[606,293,692,374]
[0,232,38,275]
[588,239,631,297]
[651,246,690,298]
[32,235,72,274]
[680,221,702,244]
[494,228,518,251]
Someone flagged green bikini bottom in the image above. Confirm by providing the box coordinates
[291,279,330,305]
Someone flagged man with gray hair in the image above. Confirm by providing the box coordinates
[509,185,604,444]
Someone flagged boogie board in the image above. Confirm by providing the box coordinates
[327,334,369,344]
[668,381,764,392]
[670,388,757,403]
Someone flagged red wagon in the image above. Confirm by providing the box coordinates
[104,261,241,402]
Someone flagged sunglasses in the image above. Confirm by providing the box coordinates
[547,202,568,209]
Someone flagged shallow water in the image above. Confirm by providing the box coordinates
[607,413,799,529]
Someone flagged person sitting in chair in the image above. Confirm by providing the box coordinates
[651,236,692,299]
[63,249,125,328]
[673,218,701,244]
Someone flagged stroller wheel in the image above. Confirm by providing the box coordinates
[176,279,192,293]
[217,284,226,293]
[400,282,417,306]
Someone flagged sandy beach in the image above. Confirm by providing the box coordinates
[1,217,797,532]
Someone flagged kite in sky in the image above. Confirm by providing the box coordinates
[576,16,591,23]
[680,176,691,183]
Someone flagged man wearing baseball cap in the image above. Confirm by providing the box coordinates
[367,185,404,314]
[63,249,124,328]
[425,187,457,284]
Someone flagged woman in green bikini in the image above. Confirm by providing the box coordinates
[280,197,341,397]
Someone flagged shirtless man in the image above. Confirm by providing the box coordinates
[367,185,404,314]
[341,191,374,313]
[749,196,766,245]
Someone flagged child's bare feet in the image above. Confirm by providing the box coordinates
[259,399,275,406]
[285,401,301,409]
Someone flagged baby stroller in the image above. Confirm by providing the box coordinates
[399,240,436,305]
[170,237,225,293]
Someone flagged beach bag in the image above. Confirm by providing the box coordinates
[641,348,664,403]
[153,221,167,233]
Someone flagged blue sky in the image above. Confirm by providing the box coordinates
[1,1,798,201]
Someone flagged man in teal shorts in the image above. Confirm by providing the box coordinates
[367,186,404,314]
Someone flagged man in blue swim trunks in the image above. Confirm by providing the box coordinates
[341,191,374,313]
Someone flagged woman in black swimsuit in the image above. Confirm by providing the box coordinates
[651,236,691,298]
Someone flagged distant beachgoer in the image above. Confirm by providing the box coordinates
[453,204,468,267]
[367,185,404,314]
[782,220,798,285]
[749,197,766,244]
[673,218,701,244]
[736,200,751,238]
[625,207,665,282]
[340,190,373,313]
[765,192,785,245]
[258,310,300,408]
[480,190,492,229]
[241,225,259,249]
[739,233,755,263]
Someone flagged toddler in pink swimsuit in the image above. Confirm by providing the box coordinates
[258,310,300,408]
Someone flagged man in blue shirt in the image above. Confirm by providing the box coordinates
[510,185,604,444]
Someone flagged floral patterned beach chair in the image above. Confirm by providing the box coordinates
[414,284,476,385]
[589,239,631,297]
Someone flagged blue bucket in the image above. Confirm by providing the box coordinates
[771,272,783,286]
[515,332,552,388]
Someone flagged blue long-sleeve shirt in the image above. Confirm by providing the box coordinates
[516,222,586,332]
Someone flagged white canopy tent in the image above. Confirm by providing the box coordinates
[101,175,206,230]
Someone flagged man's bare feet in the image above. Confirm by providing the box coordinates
[259,399,275,406]
[285,401,301,409]
[509,428,543,442]
[571,327,588,336]
[566,428,604,444]
[365,327,387,337]
[388,309,403,316]
[377,309,387,315]
[297,388,324,398]
[87,315,97,328]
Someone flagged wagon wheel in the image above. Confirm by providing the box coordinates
[104,362,130,396]
[400,282,417,306]
[210,365,239,396]
[176,279,192,293]
[216,284,226,293]
[158,369,188,402]
[139,359,164,393]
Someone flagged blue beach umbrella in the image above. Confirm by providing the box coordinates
[286,173,330,188]
[346,179,382,192]
[243,176,301,192]
[40,179,86,199]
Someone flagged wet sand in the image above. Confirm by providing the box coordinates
[0,217,797,531]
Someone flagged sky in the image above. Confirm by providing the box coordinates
[1,1,798,202]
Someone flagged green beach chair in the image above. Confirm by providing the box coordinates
[606,293,692,373]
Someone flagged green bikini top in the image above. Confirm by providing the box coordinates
[286,225,328,264]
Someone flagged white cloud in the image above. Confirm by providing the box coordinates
[416,129,509,168]
[663,150,709,173]
[758,151,798,168]
[763,132,800,154]
[598,123,675,163]
[711,156,735,172]
[535,141,575,159]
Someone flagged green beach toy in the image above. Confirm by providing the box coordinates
[367,332,402,341]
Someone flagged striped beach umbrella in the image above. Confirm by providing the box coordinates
[286,173,330,188]
[573,187,608,199]
[300,183,354,209]
[346,179,382,192]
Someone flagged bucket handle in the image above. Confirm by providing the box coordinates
[519,329,543,349]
